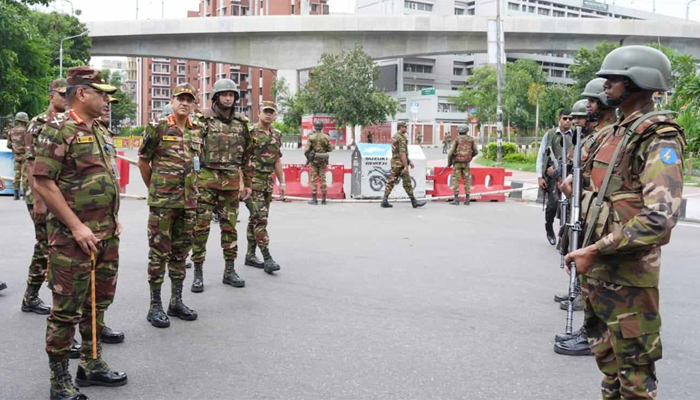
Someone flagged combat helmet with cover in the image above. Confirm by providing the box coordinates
[596,45,671,92]
[211,79,240,103]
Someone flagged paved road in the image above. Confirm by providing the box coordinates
[1,193,699,400]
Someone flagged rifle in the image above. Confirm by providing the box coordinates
[557,137,569,269]
[564,126,583,336]
[303,150,315,168]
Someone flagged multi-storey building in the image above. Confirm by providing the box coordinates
[137,0,328,125]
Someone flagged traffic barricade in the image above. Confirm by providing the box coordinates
[426,166,511,202]
[116,151,130,194]
[272,163,346,199]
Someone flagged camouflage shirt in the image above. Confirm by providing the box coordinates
[305,131,332,164]
[7,125,28,157]
[249,122,283,192]
[449,135,478,163]
[33,110,120,246]
[139,115,203,209]
[23,111,55,206]
[194,107,253,190]
[583,105,685,287]
[391,132,409,168]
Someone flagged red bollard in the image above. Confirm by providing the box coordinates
[116,151,130,194]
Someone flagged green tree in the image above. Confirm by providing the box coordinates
[569,41,620,94]
[30,10,91,76]
[101,69,136,130]
[450,65,497,128]
[539,84,577,130]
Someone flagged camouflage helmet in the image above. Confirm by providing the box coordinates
[211,79,240,102]
[457,124,469,134]
[161,103,173,117]
[596,45,671,92]
[313,120,324,131]
[14,112,29,123]
[570,99,588,117]
[580,78,609,108]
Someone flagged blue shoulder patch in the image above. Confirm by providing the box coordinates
[660,148,678,165]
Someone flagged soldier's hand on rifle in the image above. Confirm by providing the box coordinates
[559,175,573,197]
[546,166,555,178]
[565,244,599,276]
[538,177,547,190]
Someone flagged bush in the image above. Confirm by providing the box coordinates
[503,153,533,164]
[485,142,518,160]
[119,125,145,137]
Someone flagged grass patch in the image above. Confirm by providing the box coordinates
[474,156,537,172]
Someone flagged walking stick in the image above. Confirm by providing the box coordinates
[90,251,97,359]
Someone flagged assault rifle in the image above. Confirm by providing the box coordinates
[564,126,583,336]
[557,137,569,270]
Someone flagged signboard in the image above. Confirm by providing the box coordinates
[410,102,419,114]
[350,143,426,199]
[0,139,15,195]
[421,87,436,96]
[582,0,609,12]
[301,114,344,147]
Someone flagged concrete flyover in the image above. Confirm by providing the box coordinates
[86,15,700,70]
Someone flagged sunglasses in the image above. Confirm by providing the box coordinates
[561,117,572,121]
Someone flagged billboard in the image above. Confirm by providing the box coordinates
[301,114,346,147]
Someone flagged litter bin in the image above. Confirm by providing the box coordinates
[351,143,426,199]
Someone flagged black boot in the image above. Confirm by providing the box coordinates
[0,279,6,291]
[555,326,585,343]
[146,288,170,328]
[553,331,592,356]
[450,195,460,205]
[100,326,124,344]
[69,339,81,359]
[191,262,204,293]
[21,284,51,314]
[553,293,568,303]
[167,282,198,321]
[559,295,583,311]
[308,194,318,205]
[410,196,427,208]
[14,191,20,200]
[245,253,264,269]
[49,358,87,400]
[261,248,280,274]
[222,260,245,287]
[545,223,556,245]
[75,342,128,387]
[380,194,393,208]
[185,261,193,269]
[321,194,327,205]
[464,195,470,206]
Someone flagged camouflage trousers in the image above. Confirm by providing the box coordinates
[245,189,273,252]
[13,158,24,191]
[384,166,414,197]
[451,162,471,196]
[25,204,48,288]
[582,276,662,400]
[309,161,328,195]
[147,207,196,289]
[22,161,33,204]
[46,236,119,362]
[192,188,239,263]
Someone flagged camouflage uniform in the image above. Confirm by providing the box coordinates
[33,107,121,372]
[448,134,478,199]
[191,107,252,265]
[581,106,684,399]
[384,129,413,197]
[7,123,27,192]
[245,122,282,255]
[140,114,202,289]
[305,130,333,197]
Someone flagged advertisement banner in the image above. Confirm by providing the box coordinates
[351,143,426,199]
[0,139,15,195]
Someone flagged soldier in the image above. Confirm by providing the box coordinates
[582,78,618,132]
[447,124,478,206]
[415,128,423,146]
[7,111,29,200]
[563,46,684,399]
[304,119,332,205]
[33,66,127,399]
[536,110,573,245]
[442,132,452,154]
[190,78,252,292]
[367,130,374,144]
[244,101,284,274]
[380,121,426,208]
[138,83,202,328]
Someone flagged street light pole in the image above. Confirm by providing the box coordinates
[687,0,698,20]
[496,0,504,166]
[59,30,88,77]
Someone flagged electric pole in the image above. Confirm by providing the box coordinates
[496,0,504,166]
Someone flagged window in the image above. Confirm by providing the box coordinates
[508,3,519,11]
[152,63,170,74]
[528,6,535,13]
[311,4,318,12]
[404,1,433,11]
[438,103,457,113]
[151,100,166,110]
[177,77,187,85]
[404,63,433,74]
[453,67,464,76]
[551,70,564,78]
[177,65,186,75]
[467,8,475,14]
[537,8,550,16]
[403,84,418,92]
[151,75,170,86]
[151,87,171,99]
[553,10,565,17]
[455,8,465,15]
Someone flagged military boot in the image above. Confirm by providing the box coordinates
[321,194,327,205]
[0,279,6,291]
[167,282,198,321]
[185,261,193,269]
[261,248,280,274]
[21,284,51,314]
[13,191,20,200]
[245,251,264,269]
[380,195,393,208]
[69,339,81,359]
[553,293,568,303]
[559,295,583,311]
[308,194,318,205]
[410,196,427,208]
[464,195,470,206]
[49,358,87,400]
[222,260,245,287]
[555,326,585,343]
[100,326,124,344]
[75,342,128,387]
[545,223,557,245]
[191,262,204,293]
[450,195,460,205]
[146,288,170,328]
[553,331,592,356]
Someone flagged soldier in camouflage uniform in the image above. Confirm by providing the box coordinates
[33,67,127,399]
[138,83,202,328]
[190,78,252,292]
[7,111,29,200]
[447,124,478,206]
[381,121,426,209]
[244,101,284,274]
[304,119,333,205]
[564,46,685,400]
